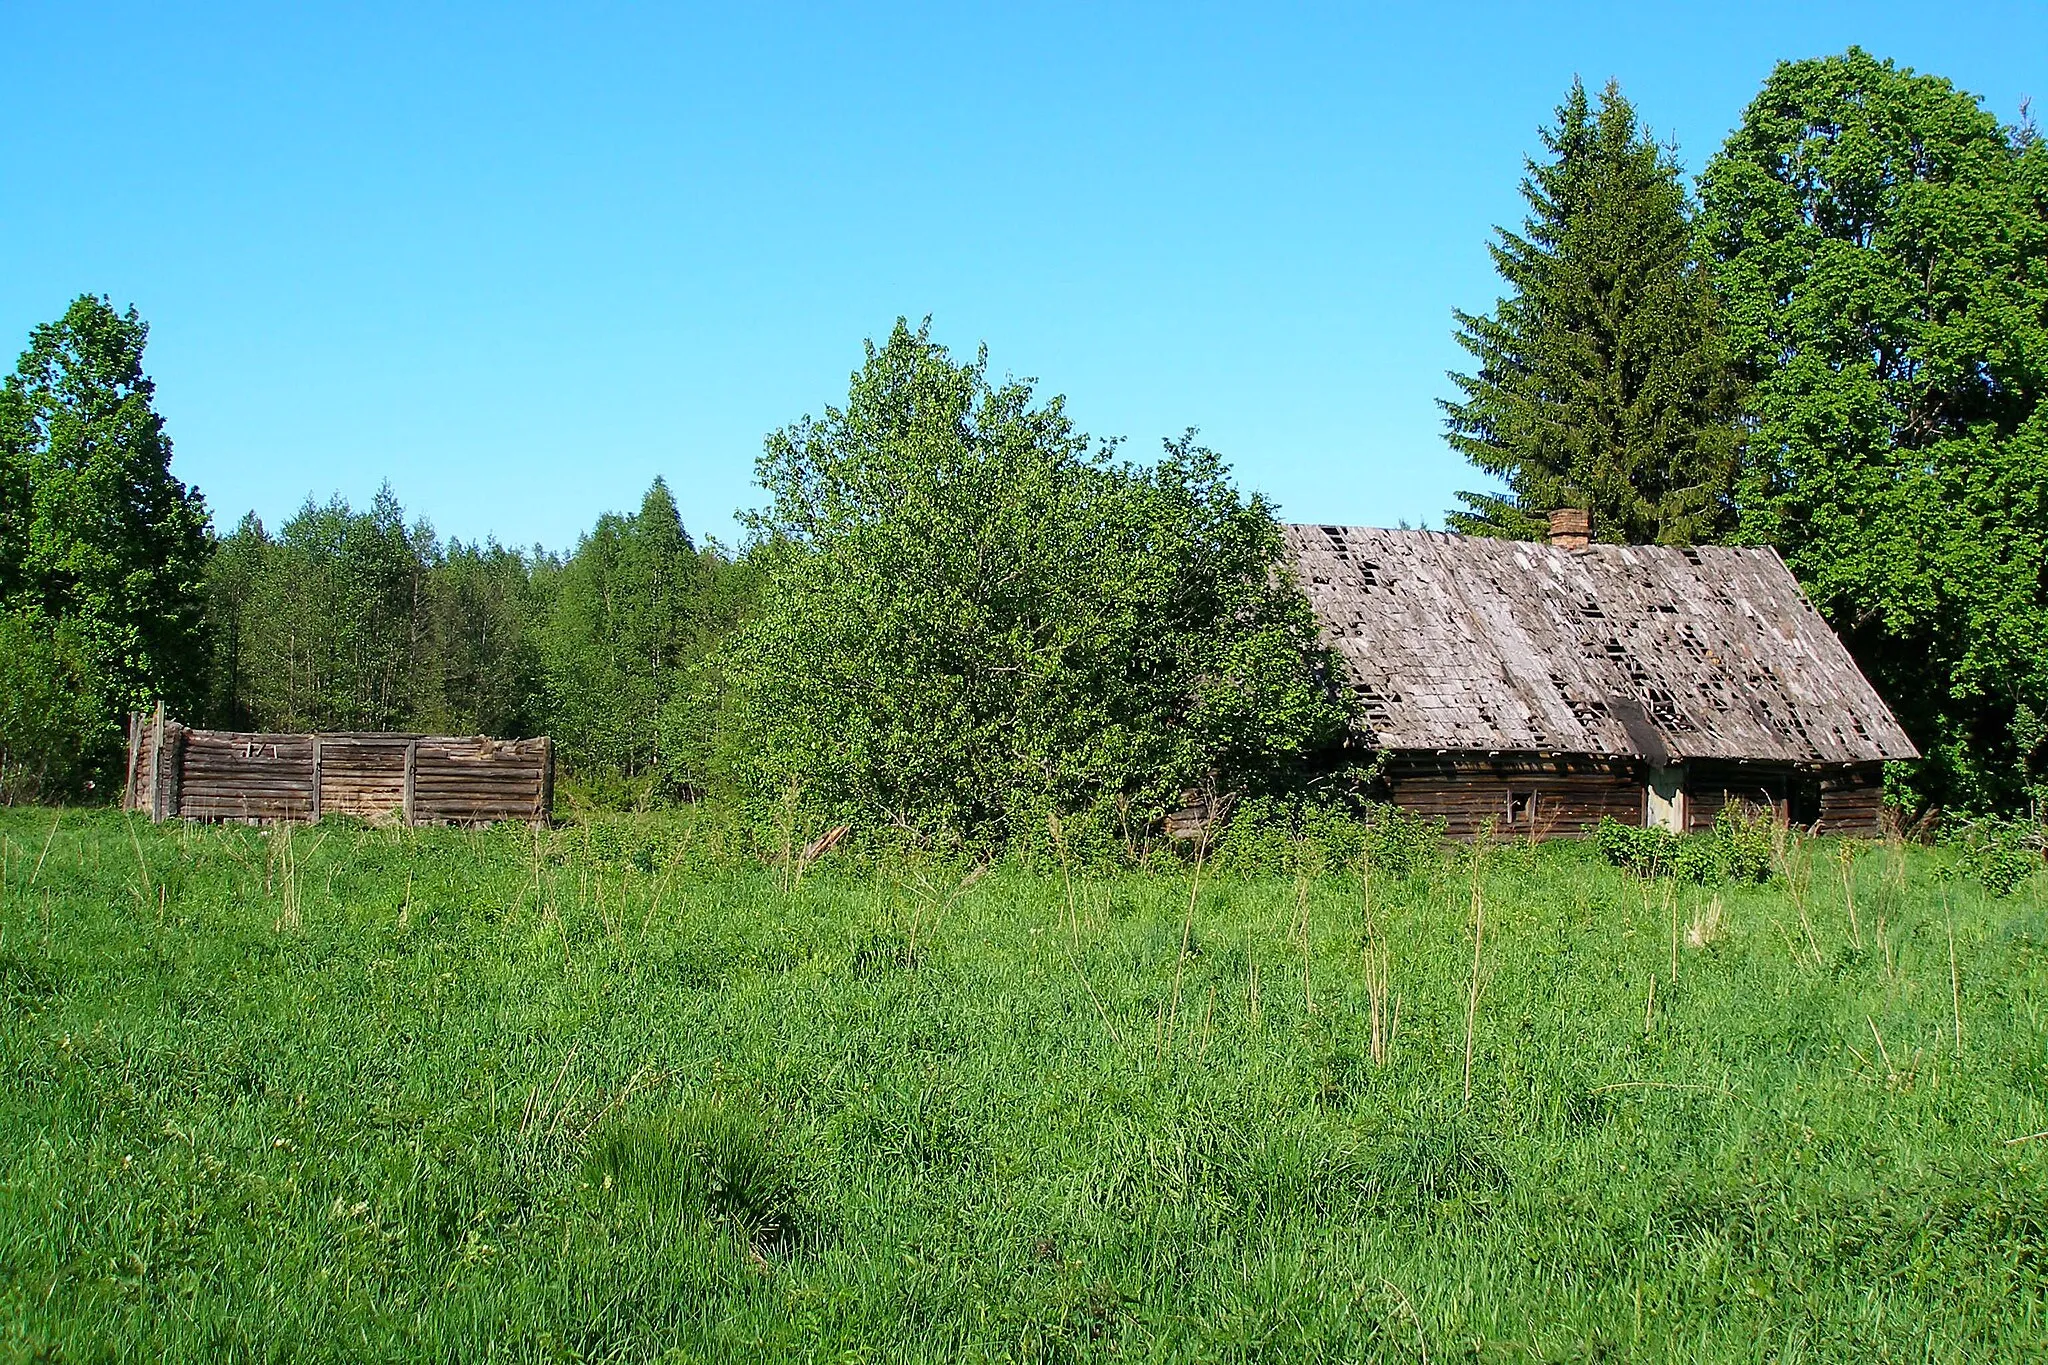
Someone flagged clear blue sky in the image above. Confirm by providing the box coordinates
[4,3,2042,552]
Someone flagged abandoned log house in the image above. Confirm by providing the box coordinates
[1283,512,1918,837]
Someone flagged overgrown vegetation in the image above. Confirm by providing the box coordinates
[1702,49,2048,815]
[2,808,2043,1359]
[1447,52,2048,818]
[1594,805,1780,886]
[718,322,1347,844]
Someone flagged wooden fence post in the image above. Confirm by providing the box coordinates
[539,737,554,826]
[123,712,141,812]
[309,736,323,823]
[149,702,167,823]
[402,740,417,826]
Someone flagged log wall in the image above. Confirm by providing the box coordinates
[123,707,551,826]
[1382,754,1645,839]
[1383,751,1890,840]
[1682,760,1791,833]
[1816,764,1887,836]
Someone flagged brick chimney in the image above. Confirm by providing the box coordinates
[1547,508,1592,551]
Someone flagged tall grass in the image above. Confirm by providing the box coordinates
[0,807,2043,1360]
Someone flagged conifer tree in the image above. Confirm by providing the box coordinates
[1443,80,1742,544]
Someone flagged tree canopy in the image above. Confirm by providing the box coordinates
[718,320,1347,846]
[0,296,212,715]
[1701,48,2048,810]
[544,477,752,792]
[1445,80,1744,544]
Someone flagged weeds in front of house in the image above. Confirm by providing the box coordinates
[0,806,2042,1361]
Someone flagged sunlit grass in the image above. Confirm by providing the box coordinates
[1,808,2043,1360]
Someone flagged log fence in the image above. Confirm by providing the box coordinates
[121,704,552,826]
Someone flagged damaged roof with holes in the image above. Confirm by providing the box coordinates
[1283,526,1918,765]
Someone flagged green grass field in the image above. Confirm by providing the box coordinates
[1,808,2044,1362]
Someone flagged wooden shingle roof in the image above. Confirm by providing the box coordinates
[1284,525,1918,765]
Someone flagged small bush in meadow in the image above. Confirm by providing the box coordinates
[1945,817,2043,897]
[1595,817,1676,877]
[1715,802,1777,882]
[1362,803,1448,880]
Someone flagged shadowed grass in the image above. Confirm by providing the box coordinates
[0,808,2043,1360]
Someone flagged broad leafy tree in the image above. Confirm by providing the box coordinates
[1702,49,2048,810]
[719,320,1347,845]
[0,296,212,716]
[1445,80,1743,544]
[0,611,114,802]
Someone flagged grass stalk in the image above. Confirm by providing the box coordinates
[1462,857,1485,1107]
[1946,897,1963,1057]
[1164,836,1207,1050]
[1868,1015,1897,1085]
[30,812,61,888]
[1840,843,1862,949]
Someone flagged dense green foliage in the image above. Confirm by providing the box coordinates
[542,478,754,795]
[1700,50,2048,814]
[720,321,1347,845]
[3,809,2044,1358]
[0,613,114,803]
[1445,80,1744,544]
[204,491,528,735]
[1594,805,1780,885]
[0,297,211,794]
[199,480,750,798]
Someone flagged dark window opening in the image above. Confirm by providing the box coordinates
[1508,791,1534,827]
[1789,776,1821,826]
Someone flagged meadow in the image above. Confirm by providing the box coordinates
[1,808,2044,1362]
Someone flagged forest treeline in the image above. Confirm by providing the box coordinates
[203,483,754,801]
[4,49,2046,830]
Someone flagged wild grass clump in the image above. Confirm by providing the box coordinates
[587,1100,813,1255]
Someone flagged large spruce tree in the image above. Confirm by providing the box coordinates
[1444,80,1743,544]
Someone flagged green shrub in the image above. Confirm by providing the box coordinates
[1595,817,1675,877]
[1947,818,2043,897]
[1714,803,1777,883]
[716,322,1348,846]
[0,612,118,804]
[1597,806,1780,884]
[1670,836,1722,884]
[1207,798,1444,879]
[1362,804,1448,880]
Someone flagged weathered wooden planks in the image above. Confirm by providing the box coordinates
[122,716,552,826]
[1283,525,1918,766]
[1383,754,1644,838]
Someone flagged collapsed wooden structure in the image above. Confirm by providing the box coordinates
[1283,515,1918,837]
[122,706,553,826]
